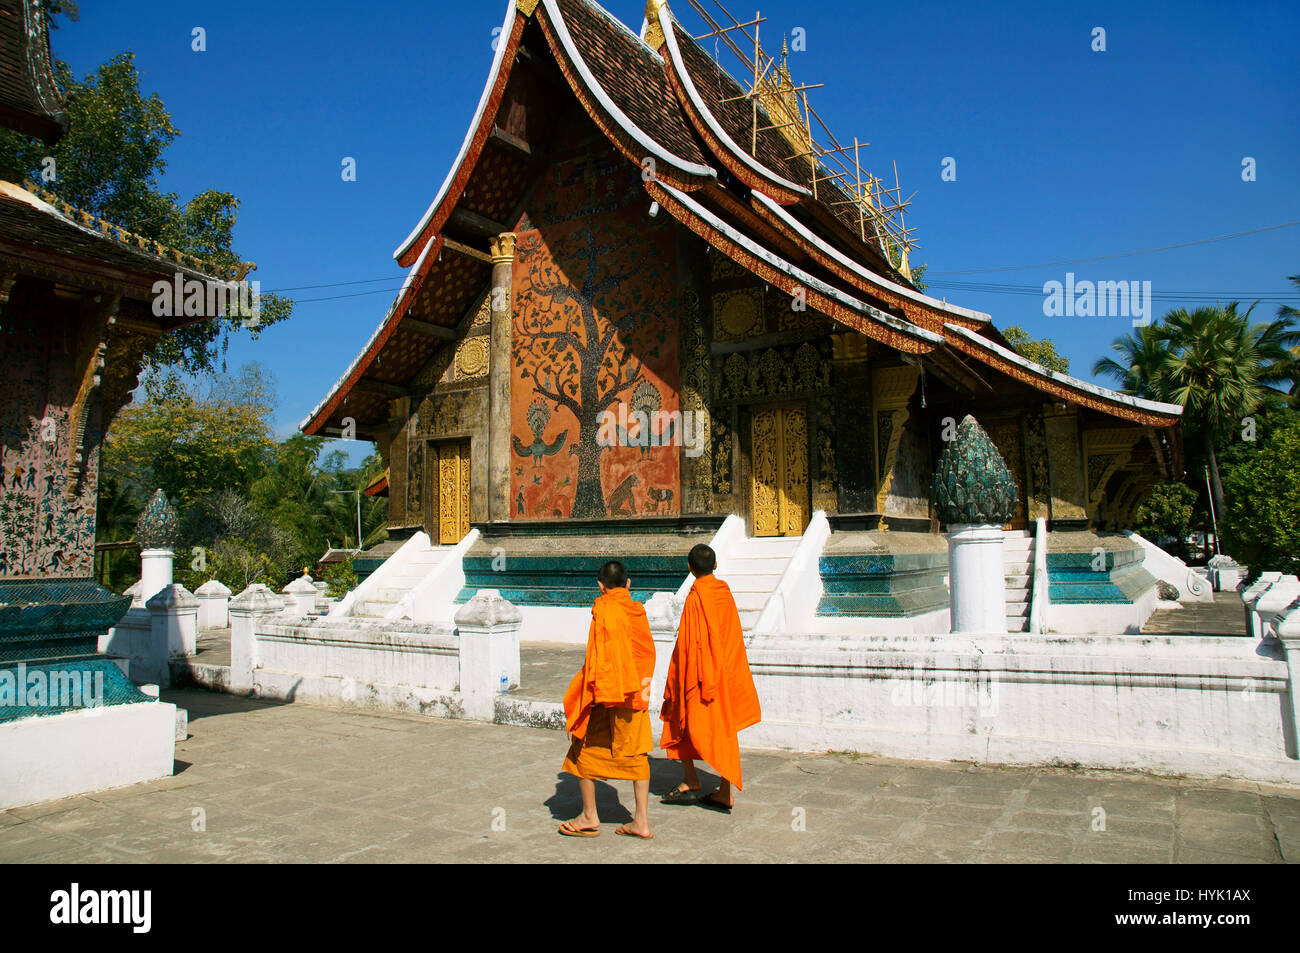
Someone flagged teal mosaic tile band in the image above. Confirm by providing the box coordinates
[456,554,685,607]
[817,552,950,617]
[1047,549,1155,604]
[0,578,129,660]
[0,657,152,723]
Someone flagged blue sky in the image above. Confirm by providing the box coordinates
[49,0,1299,457]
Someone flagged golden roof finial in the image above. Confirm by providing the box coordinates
[645,0,668,49]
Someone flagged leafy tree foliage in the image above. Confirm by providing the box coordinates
[1093,299,1299,519]
[1002,325,1070,374]
[0,52,292,374]
[1132,482,1200,559]
[97,366,386,593]
[1220,420,1300,575]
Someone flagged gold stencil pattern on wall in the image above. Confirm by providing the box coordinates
[751,406,809,537]
[712,287,764,342]
[985,418,1027,529]
[454,335,489,379]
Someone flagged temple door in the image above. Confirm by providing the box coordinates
[750,406,809,537]
[434,440,471,544]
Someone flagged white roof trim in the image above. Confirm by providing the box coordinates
[658,182,943,346]
[393,0,518,263]
[300,239,438,433]
[543,0,715,180]
[945,323,1184,416]
[752,190,991,324]
[658,6,810,199]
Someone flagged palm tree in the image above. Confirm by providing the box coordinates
[1092,323,1173,398]
[1278,274,1300,408]
[1096,300,1300,517]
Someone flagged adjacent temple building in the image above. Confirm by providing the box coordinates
[304,0,1183,632]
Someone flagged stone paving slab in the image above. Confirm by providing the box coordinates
[1,689,1296,864]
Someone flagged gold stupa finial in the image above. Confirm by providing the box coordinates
[645,0,668,49]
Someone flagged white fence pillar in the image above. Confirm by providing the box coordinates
[195,579,232,629]
[229,584,282,694]
[454,590,521,721]
[146,584,199,664]
[139,548,175,604]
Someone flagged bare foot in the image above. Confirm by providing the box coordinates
[699,792,734,810]
[616,822,654,839]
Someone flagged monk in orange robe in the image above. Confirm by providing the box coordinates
[660,543,761,811]
[559,560,656,838]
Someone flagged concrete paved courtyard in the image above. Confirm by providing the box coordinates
[1,688,1297,864]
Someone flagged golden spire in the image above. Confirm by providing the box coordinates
[645,0,668,49]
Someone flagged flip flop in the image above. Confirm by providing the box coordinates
[616,824,654,840]
[661,786,702,803]
[558,820,600,837]
[697,793,734,813]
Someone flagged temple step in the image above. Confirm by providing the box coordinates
[716,533,804,631]
[1004,534,1036,633]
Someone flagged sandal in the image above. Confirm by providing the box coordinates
[697,792,734,813]
[661,785,702,803]
[616,824,654,839]
[558,820,600,837]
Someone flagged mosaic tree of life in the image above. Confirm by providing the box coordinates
[512,161,677,519]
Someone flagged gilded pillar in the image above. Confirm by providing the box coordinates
[488,233,516,522]
[871,364,920,518]
[1043,403,1088,524]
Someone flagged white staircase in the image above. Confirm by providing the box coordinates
[716,534,802,631]
[329,532,461,622]
[1004,529,1033,633]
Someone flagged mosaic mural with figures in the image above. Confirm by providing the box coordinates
[0,313,99,578]
[509,144,680,519]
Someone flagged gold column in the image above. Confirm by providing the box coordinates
[871,364,920,518]
[488,233,516,523]
[1043,403,1088,523]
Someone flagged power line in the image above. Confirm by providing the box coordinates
[925,279,1297,302]
[928,220,1300,275]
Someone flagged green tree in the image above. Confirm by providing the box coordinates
[101,364,276,516]
[1221,420,1300,575]
[1132,482,1199,559]
[1003,325,1070,374]
[0,53,291,374]
[1094,302,1299,518]
[1091,323,1171,397]
[1158,303,1298,517]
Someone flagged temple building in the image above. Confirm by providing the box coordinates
[0,0,231,805]
[303,0,1183,633]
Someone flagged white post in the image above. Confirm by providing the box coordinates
[1243,572,1283,640]
[194,579,232,629]
[645,591,684,709]
[1275,603,1300,758]
[947,523,1007,634]
[146,584,199,677]
[139,548,175,603]
[454,589,522,721]
[228,584,282,694]
[283,575,318,616]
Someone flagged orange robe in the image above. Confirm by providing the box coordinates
[660,573,761,789]
[562,587,656,780]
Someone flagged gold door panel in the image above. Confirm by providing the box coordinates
[750,406,809,537]
[436,441,471,544]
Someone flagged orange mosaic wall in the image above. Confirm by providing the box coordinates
[509,147,680,520]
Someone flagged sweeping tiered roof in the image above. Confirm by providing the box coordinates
[0,0,66,143]
[302,0,1182,440]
